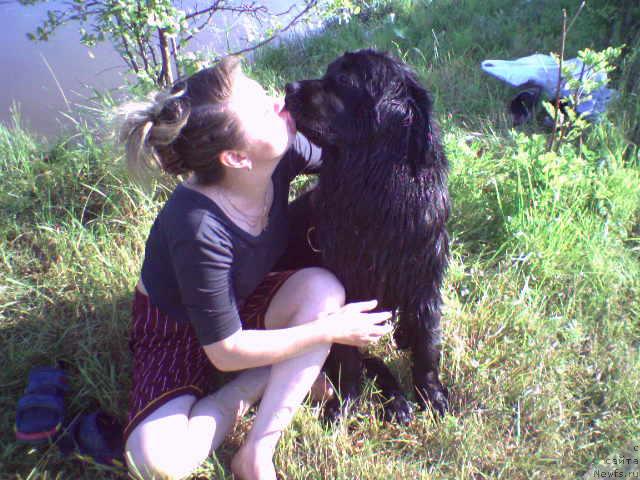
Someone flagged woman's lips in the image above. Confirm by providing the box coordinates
[282,108,296,133]
[276,97,296,134]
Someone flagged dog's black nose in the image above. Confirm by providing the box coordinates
[285,82,301,96]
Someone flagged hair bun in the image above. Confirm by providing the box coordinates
[156,81,190,125]
[157,96,188,124]
[147,87,191,149]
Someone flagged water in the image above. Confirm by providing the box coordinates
[0,0,305,138]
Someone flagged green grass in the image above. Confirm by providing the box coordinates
[2,0,639,478]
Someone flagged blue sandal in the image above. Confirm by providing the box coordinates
[14,366,69,444]
[58,411,125,469]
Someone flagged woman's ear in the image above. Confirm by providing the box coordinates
[219,150,252,170]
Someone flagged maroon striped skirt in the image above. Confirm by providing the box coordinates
[124,270,296,441]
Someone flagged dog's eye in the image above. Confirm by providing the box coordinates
[335,74,352,86]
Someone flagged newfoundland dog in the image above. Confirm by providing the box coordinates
[282,49,450,423]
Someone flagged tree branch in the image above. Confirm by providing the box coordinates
[273,4,296,17]
[566,1,586,34]
[158,28,175,86]
[148,39,159,69]
[170,35,181,77]
[548,9,567,152]
[183,8,217,43]
[184,0,225,20]
[226,0,316,57]
[113,13,140,73]
[133,29,151,75]
[186,2,267,22]
[547,2,585,151]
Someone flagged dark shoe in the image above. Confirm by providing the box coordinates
[57,410,125,469]
[14,366,69,444]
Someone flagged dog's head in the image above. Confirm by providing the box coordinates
[285,49,436,169]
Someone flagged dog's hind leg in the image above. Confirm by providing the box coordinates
[323,344,363,423]
[362,357,413,425]
[411,309,449,416]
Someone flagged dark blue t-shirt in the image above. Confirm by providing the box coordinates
[140,136,319,345]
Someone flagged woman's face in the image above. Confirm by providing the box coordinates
[229,71,296,165]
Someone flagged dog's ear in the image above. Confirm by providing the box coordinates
[405,73,437,172]
[374,62,439,172]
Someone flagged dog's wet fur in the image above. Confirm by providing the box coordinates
[281,49,450,422]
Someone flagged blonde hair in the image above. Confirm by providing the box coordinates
[118,56,246,183]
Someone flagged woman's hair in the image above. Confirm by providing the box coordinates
[118,56,246,184]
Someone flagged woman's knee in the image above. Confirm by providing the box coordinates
[266,268,345,329]
[125,430,194,480]
[286,268,345,325]
[124,396,203,480]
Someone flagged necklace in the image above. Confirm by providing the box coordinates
[216,182,272,231]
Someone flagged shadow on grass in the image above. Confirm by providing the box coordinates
[1,290,134,479]
[0,287,275,479]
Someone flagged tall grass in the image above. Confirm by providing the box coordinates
[1,0,639,478]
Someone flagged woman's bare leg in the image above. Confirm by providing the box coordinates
[231,267,345,480]
[189,366,270,455]
[125,267,343,479]
[125,367,269,480]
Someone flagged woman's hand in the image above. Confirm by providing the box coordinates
[206,300,392,372]
[317,300,393,348]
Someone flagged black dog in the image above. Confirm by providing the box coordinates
[282,49,450,422]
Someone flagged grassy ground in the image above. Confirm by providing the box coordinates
[2,0,639,478]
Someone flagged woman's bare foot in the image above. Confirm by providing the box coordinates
[230,443,276,480]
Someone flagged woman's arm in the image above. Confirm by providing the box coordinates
[168,207,391,372]
[204,300,392,371]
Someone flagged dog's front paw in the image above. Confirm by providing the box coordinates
[415,380,449,417]
[323,397,345,424]
[381,393,413,425]
[322,392,358,424]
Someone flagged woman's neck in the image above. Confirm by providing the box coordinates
[227,161,274,201]
[187,156,278,214]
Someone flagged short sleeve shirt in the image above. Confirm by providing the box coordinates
[140,134,320,345]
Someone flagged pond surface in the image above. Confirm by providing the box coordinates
[1,0,305,138]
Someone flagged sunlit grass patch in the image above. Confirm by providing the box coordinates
[2,0,639,478]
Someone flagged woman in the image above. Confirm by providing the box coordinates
[119,56,392,480]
